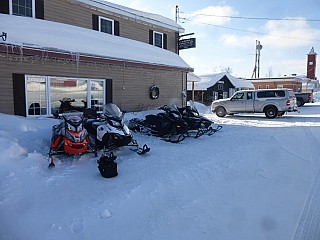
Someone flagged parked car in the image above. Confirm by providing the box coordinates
[211,89,298,119]
[294,92,313,107]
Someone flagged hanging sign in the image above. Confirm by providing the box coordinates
[178,38,196,50]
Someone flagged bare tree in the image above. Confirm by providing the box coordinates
[219,65,233,74]
[265,67,273,77]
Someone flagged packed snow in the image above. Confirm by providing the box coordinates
[1,102,320,240]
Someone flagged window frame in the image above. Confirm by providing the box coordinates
[9,0,35,18]
[25,75,106,117]
[153,31,163,48]
[98,16,114,35]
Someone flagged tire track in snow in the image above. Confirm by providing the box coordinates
[293,127,320,240]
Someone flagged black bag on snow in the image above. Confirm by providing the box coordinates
[98,155,118,178]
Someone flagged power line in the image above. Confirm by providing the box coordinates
[180,12,320,22]
[178,17,320,43]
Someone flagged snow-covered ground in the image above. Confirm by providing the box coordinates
[1,103,320,240]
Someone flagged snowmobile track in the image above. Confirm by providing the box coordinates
[293,128,320,240]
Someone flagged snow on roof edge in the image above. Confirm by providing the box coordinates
[187,72,254,90]
[73,0,185,33]
[0,15,191,70]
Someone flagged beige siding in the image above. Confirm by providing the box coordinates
[44,0,178,53]
[0,54,184,115]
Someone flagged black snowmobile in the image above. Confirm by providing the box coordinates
[178,101,222,138]
[84,103,150,159]
[129,105,189,143]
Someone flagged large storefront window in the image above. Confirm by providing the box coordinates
[25,75,106,117]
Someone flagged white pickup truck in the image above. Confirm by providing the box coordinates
[211,89,298,118]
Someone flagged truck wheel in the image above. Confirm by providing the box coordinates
[265,107,278,119]
[296,98,304,107]
[216,106,226,117]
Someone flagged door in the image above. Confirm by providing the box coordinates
[228,91,245,112]
[245,91,254,111]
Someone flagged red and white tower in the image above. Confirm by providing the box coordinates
[307,47,317,79]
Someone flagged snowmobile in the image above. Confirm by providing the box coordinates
[48,111,91,167]
[53,97,85,117]
[128,105,189,143]
[178,101,222,138]
[84,103,150,161]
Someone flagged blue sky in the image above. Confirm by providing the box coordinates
[107,0,319,79]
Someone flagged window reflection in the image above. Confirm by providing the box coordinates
[50,78,87,115]
[26,76,47,116]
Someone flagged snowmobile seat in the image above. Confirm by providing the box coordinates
[145,114,161,125]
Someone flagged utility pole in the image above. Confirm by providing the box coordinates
[252,40,262,78]
[175,5,179,22]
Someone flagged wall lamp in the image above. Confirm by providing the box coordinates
[1,32,7,41]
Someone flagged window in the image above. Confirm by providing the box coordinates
[231,92,244,100]
[277,85,283,89]
[50,78,88,114]
[153,31,163,48]
[26,75,47,115]
[258,85,261,89]
[266,85,270,89]
[247,92,253,100]
[99,16,114,35]
[10,0,35,17]
[257,90,285,98]
[218,83,223,90]
[25,75,106,117]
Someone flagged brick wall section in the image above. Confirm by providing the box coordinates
[251,81,302,92]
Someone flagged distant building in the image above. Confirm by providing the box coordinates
[187,72,254,105]
[249,47,319,93]
[250,76,303,92]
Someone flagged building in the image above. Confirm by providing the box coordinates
[0,0,192,117]
[249,47,318,93]
[250,76,303,92]
[187,72,254,105]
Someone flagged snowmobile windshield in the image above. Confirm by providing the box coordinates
[187,101,199,115]
[103,103,123,119]
[188,100,197,112]
[169,104,182,118]
[61,112,83,119]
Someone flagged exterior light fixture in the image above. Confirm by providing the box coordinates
[1,32,7,41]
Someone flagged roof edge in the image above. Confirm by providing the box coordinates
[0,43,193,72]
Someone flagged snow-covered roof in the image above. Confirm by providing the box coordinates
[187,72,201,82]
[250,76,318,83]
[0,14,191,70]
[187,72,254,90]
[72,0,185,33]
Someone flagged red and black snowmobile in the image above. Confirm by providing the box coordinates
[48,112,91,167]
